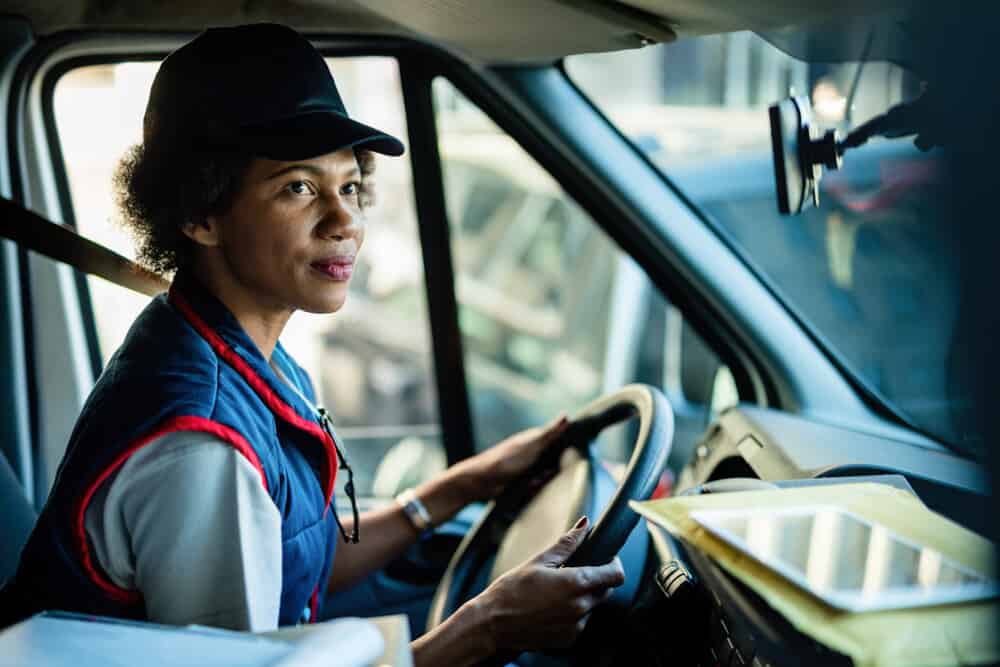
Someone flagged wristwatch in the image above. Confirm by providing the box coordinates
[395,488,434,539]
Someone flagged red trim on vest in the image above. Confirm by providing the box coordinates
[309,585,320,624]
[75,415,267,604]
[168,288,338,509]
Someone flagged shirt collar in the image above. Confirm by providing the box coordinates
[167,270,338,506]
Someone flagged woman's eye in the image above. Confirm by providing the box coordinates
[286,181,314,196]
[341,182,360,196]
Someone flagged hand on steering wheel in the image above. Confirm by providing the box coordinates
[450,413,573,504]
[473,515,625,654]
[426,384,674,662]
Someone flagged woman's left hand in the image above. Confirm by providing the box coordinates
[451,414,570,503]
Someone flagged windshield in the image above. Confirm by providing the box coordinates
[566,32,976,455]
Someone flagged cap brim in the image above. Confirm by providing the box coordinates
[236,111,405,161]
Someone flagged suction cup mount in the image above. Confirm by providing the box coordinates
[769,96,843,215]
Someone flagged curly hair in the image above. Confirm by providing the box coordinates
[114,143,378,275]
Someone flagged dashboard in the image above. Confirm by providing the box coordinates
[678,407,988,536]
[609,405,991,666]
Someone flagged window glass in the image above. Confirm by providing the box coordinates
[567,34,972,453]
[52,57,444,496]
[432,78,733,464]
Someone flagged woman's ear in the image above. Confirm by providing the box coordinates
[182,216,221,247]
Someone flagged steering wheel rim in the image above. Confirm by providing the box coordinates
[426,383,674,634]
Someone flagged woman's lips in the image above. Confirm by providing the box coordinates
[310,256,354,281]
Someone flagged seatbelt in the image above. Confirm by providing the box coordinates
[0,197,168,297]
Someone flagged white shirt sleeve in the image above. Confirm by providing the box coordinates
[84,430,283,631]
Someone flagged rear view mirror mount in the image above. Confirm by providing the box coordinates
[769,93,935,216]
[769,96,843,216]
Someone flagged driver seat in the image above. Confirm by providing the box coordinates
[0,452,36,587]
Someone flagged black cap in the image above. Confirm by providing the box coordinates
[144,23,405,160]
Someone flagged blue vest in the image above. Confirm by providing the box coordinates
[2,272,341,627]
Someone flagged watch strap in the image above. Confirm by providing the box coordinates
[395,488,434,538]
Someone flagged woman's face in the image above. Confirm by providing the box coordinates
[206,147,366,315]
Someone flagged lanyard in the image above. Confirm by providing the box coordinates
[271,354,359,544]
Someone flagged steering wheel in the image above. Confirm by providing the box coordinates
[426,384,674,652]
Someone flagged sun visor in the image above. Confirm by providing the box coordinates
[757,12,933,75]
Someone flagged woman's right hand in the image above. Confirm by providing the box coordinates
[472,516,626,653]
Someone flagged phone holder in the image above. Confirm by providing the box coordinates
[769,96,843,215]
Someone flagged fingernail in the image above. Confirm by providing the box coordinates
[573,515,588,530]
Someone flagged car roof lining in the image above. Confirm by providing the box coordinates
[6,0,916,64]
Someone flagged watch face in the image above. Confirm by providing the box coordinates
[398,490,433,535]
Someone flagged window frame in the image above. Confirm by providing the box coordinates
[428,59,943,457]
[29,34,480,473]
[413,61,767,409]
[428,76,733,457]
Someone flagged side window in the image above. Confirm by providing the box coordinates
[432,78,736,464]
[51,56,444,498]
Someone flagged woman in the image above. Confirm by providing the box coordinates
[1,23,623,665]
